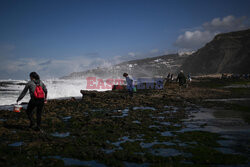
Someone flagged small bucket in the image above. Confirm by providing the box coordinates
[13,105,22,113]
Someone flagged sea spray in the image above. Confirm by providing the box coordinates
[0,79,107,106]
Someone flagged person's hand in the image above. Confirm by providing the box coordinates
[44,99,47,104]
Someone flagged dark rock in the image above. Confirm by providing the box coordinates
[182,29,250,74]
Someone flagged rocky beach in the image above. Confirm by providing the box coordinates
[1,1,250,166]
[0,77,250,167]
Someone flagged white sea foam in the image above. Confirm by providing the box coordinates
[0,79,111,106]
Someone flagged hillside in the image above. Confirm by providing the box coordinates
[62,29,250,79]
[61,54,188,79]
[182,29,250,75]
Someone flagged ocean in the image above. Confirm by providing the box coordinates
[0,79,110,107]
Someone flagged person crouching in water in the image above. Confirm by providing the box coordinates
[17,72,47,131]
[123,73,134,98]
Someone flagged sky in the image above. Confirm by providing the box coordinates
[0,0,250,79]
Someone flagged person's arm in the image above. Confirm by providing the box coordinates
[17,84,29,102]
[42,82,48,99]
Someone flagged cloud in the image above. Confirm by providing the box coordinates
[150,49,159,54]
[175,15,250,50]
[128,52,136,57]
[175,30,216,49]
[0,47,179,79]
[0,56,116,79]
[84,52,99,57]
[178,50,195,56]
[203,15,247,32]
[38,60,52,66]
[163,50,169,55]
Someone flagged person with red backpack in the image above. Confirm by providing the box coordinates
[17,72,47,131]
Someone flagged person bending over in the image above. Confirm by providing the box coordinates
[17,72,47,131]
[123,73,134,98]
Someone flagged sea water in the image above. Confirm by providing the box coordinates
[0,79,110,106]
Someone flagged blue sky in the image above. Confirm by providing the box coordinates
[0,0,250,79]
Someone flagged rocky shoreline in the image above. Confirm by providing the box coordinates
[0,78,250,166]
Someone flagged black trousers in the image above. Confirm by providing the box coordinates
[26,98,44,127]
[128,90,133,97]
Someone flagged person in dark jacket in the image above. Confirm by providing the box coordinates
[17,72,47,131]
[176,70,186,90]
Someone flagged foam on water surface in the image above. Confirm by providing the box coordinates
[0,79,110,106]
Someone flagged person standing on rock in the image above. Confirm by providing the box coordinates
[123,73,134,98]
[176,70,186,91]
[17,72,47,131]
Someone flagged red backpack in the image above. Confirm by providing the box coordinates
[34,84,45,99]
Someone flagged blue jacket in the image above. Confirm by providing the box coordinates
[126,76,134,91]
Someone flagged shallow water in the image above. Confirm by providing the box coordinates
[101,148,116,154]
[161,110,177,114]
[0,104,27,111]
[176,127,203,133]
[140,141,175,148]
[8,142,23,147]
[204,98,250,102]
[111,136,137,147]
[112,108,129,118]
[160,131,174,137]
[123,162,150,167]
[45,156,107,167]
[51,132,70,138]
[178,141,197,147]
[149,148,182,157]
[149,125,160,128]
[132,120,141,124]
[133,106,156,111]
[217,140,236,147]
[173,123,182,127]
[182,106,250,133]
[180,105,250,160]
[224,84,250,88]
[159,121,171,126]
[62,116,71,121]
[91,109,103,112]
[0,118,7,121]
[215,147,238,154]
[152,116,165,119]
[0,105,13,111]
[164,105,178,112]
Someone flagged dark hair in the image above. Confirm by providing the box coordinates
[123,73,128,77]
[30,72,40,80]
